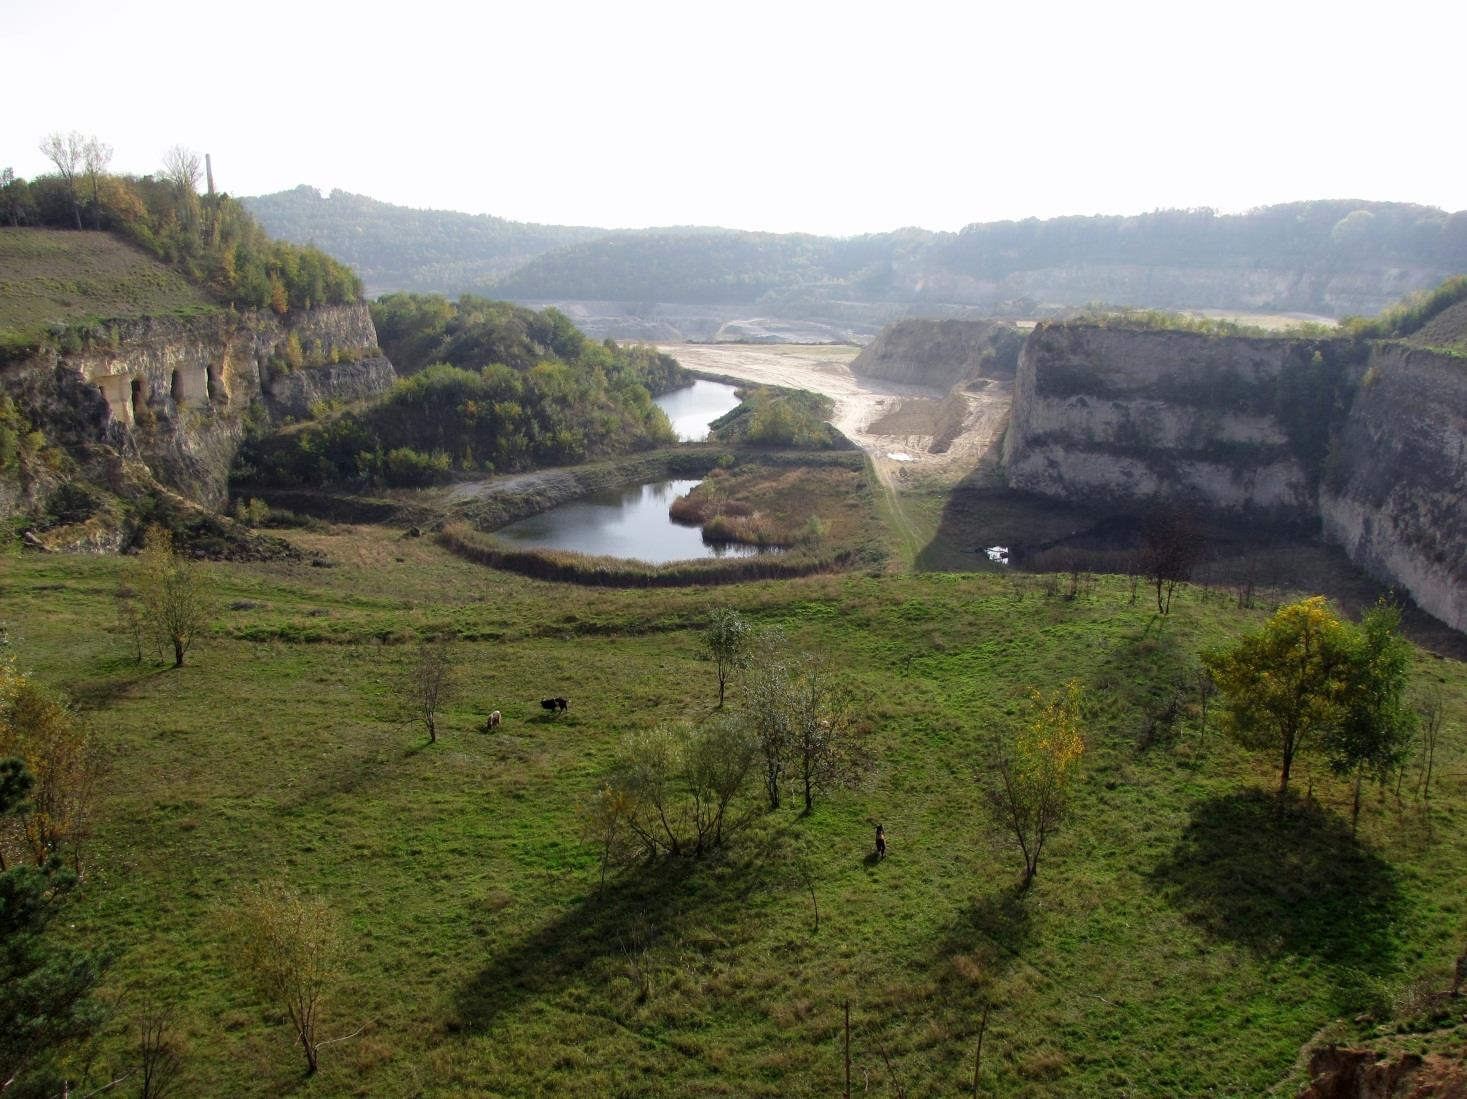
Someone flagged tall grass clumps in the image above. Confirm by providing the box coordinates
[437,522,856,586]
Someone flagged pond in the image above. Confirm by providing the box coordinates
[655,379,741,441]
[493,478,770,563]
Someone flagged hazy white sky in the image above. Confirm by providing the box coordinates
[3,0,1463,236]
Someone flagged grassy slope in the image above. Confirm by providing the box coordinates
[0,228,216,351]
[4,527,1465,1096]
[1405,298,1467,354]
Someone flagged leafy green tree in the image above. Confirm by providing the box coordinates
[1203,596,1358,798]
[129,526,216,668]
[225,880,343,1075]
[0,757,105,1095]
[986,680,1086,888]
[601,720,756,859]
[1327,601,1417,831]
[702,607,752,708]
[744,631,794,810]
[683,714,757,851]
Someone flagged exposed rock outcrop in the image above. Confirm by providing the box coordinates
[1002,322,1466,632]
[1297,1045,1467,1099]
[1321,344,1467,632]
[0,301,394,527]
[851,319,1023,388]
[264,356,397,420]
[1002,324,1346,520]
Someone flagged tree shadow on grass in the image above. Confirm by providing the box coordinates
[1148,789,1403,974]
[451,833,793,1035]
[67,658,174,710]
[929,882,1035,993]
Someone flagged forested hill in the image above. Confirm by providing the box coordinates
[241,186,605,296]
[245,190,1467,318]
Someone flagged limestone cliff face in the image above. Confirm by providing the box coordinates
[1003,324,1330,520]
[1321,345,1467,631]
[1002,322,1467,631]
[1,302,392,511]
[851,319,1023,388]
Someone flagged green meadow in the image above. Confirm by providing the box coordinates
[3,521,1464,1096]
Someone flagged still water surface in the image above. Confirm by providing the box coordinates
[491,381,758,563]
[657,379,740,441]
[494,479,765,563]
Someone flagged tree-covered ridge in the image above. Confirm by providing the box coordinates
[488,229,890,305]
[244,189,1466,312]
[934,201,1467,277]
[241,186,605,295]
[2,145,362,318]
[244,297,687,486]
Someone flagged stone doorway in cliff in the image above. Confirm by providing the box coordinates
[207,363,226,404]
[130,377,145,420]
[171,369,185,404]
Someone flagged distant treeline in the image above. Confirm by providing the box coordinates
[2,154,361,313]
[241,297,688,487]
[244,187,1467,310]
[242,185,602,294]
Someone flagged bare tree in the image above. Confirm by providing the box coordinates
[161,145,202,193]
[1141,506,1204,616]
[39,130,85,228]
[397,638,458,744]
[1195,664,1217,755]
[1415,685,1445,801]
[81,136,111,230]
[136,999,184,1099]
[225,881,344,1075]
[161,145,202,230]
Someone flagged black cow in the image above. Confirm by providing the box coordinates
[540,697,569,712]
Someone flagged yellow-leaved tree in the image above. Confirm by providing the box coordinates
[0,648,97,872]
[986,680,1086,888]
[1202,596,1357,799]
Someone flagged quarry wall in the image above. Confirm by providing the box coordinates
[1,302,392,511]
[1002,323,1466,631]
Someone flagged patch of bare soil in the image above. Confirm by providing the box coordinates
[655,343,1012,489]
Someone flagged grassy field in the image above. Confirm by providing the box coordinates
[4,524,1465,1096]
[0,228,217,355]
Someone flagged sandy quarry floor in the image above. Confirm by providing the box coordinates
[657,343,1012,489]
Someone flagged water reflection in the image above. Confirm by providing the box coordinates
[655,379,741,442]
[495,479,774,563]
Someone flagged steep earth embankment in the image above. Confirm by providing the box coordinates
[1,302,394,524]
[1002,322,1467,631]
[850,319,1023,387]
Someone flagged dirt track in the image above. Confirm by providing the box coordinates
[657,343,1012,488]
